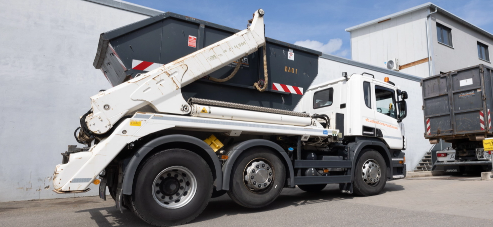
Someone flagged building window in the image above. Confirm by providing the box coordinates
[363,81,371,109]
[313,88,333,109]
[436,23,453,47]
[477,42,490,62]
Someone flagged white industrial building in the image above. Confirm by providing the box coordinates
[1,0,463,202]
[346,2,493,170]
[346,2,493,78]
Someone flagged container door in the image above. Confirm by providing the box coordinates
[450,67,486,134]
[422,75,453,136]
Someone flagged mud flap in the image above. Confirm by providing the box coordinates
[339,183,353,194]
[115,187,124,213]
[99,177,107,201]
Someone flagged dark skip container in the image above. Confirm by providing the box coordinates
[92,12,321,111]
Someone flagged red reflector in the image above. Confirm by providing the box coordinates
[489,151,492,155]
[437,153,447,157]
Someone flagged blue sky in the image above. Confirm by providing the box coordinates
[124,0,493,58]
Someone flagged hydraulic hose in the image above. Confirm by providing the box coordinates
[254,44,268,92]
[208,58,242,82]
[312,114,330,129]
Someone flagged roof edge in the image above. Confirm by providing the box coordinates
[320,54,422,82]
[345,2,493,41]
[83,0,163,16]
[345,2,432,32]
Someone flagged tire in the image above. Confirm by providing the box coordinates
[227,147,286,208]
[298,184,326,192]
[353,150,387,196]
[131,149,213,226]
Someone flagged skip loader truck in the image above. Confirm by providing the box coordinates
[53,9,408,226]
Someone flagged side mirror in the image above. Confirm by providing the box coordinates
[401,91,408,100]
[397,100,407,122]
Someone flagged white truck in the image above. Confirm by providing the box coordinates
[53,10,408,226]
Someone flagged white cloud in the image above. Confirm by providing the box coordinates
[294,39,342,54]
[337,49,349,57]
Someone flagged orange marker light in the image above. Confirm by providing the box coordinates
[220,155,229,160]
[384,77,390,82]
[93,179,101,185]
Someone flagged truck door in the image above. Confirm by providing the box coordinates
[373,84,403,149]
[361,80,376,136]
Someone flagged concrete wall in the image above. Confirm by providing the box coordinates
[0,0,154,202]
[350,8,430,78]
[313,55,431,170]
[431,13,493,74]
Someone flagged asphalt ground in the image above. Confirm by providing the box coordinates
[1,175,492,227]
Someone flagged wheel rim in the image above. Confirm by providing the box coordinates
[152,166,197,209]
[361,159,381,186]
[243,159,274,192]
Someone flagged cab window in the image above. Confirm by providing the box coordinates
[375,85,396,119]
[363,81,371,108]
[313,88,333,109]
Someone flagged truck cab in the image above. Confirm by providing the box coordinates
[304,73,408,150]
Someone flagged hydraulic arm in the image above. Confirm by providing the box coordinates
[78,9,265,143]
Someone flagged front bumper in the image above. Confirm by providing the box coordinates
[392,157,406,180]
[432,160,492,173]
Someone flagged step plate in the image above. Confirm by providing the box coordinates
[294,176,351,185]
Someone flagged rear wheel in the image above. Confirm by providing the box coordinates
[298,184,326,192]
[353,150,387,196]
[131,149,213,226]
[227,147,286,208]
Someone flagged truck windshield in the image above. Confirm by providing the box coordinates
[375,86,396,119]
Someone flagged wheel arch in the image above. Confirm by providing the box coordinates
[221,139,295,191]
[350,138,393,180]
[122,134,222,195]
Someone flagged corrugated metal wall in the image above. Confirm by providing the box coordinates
[350,8,430,77]
[0,0,153,202]
[431,14,493,74]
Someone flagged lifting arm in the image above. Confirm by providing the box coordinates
[82,9,266,136]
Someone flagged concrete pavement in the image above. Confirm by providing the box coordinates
[1,175,492,226]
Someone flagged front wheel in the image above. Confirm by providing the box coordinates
[131,149,213,226]
[353,150,387,196]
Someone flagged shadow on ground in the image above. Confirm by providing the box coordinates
[77,183,404,226]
